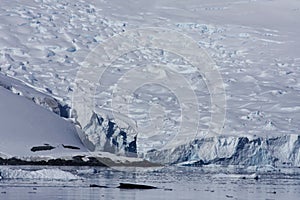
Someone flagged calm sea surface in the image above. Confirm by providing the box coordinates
[0,166,300,200]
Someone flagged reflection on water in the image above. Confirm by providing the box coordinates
[0,166,300,200]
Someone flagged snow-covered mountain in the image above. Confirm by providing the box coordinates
[0,0,299,167]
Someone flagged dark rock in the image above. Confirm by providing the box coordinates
[117,183,157,189]
[31,145,55,152]
[62,144,80,150]
[89,184,108,188]
[0,156,107,166]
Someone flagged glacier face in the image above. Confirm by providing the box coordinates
[145,134,300,167]
[72,103,300,167]
[79,112,137,157]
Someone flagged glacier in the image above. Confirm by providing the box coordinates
[145,134,300,167]
[0,0,300,168]
[3,73,298,167]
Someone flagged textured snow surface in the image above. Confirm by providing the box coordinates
[0,0,300,166]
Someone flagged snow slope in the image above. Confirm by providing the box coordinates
[0,0,299,166]
[0,74,150,166]
[0,81,87,157]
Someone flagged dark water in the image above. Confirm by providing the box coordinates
[0,166,300,200]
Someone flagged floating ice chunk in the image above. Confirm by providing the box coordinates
[0,168,80,180]
[76,168,97,175]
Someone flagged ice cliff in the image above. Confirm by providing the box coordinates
[145,134,300,167]
[78,112,137,157]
